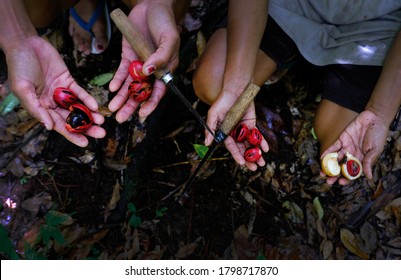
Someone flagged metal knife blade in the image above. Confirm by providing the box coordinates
[110,8,215,138]
[177,83,261,203]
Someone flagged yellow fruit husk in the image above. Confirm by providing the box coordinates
[321,152,341,176]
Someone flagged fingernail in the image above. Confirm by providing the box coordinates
[146,65,155,75]
[40,121,48,130]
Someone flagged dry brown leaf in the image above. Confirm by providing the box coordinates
[175,238,201,259]
[231,225,264,259]
[359,222,378,254]
[107,180,121,211]
[196,31,206,57]
[6,156,24,177]
[21,192,52,215]
[340,228,369,259]
[320,238,333,259]
[15,119,39,136]
[17,219,43,253]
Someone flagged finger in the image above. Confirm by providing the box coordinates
[138,80,166,119]
[245,161,258,171]
[108,79,131,112]
[142,32,180,75]
[320,139,343,159]
[205,110,219,147]
[18,87,54,130]
[91,112,105,126]
[225,137,246,166]
[109,58,131,92]
[326,176,339,185]
[69,83,98,112]
[260,138,269,153]
[338,178,351,186]
[362,149,379,181]
[82,124,107,139]
[115,98,140,123]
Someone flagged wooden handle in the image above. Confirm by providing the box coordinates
[219,83,260,135]
[110,8,168,79]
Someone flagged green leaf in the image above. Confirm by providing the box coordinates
[193,144,209,158]
[0,92,20,115]
[155,207,168,218]
[129,214,142,228]
[89,72,114,86]
[40,225,66,246]
[313,197,324,220]
[44,210,73,227]
[256,252,266,260]
[128,202,137,213]
[0,225,19,260]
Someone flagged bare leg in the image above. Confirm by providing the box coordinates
[68,0,109,55]
[314,99,358,153]
[23,0,78,28]
[193,28,277,105]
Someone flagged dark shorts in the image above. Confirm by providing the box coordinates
[215,15,383,113]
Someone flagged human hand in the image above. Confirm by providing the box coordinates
[320,110,389,185]
[205,94,269,171]
[108,1,180,123]
[6,36,105,147]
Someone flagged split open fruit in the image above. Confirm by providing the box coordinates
[321,152,363,180]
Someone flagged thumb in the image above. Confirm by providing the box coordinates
[18,89,54,130]
[142,36,179,76]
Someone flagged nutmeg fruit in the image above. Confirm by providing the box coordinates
[321,152,363,180]
[244,146,262,163]
[65,104,93,133]
[230,123,249,142]
[247,127,263,146]
[53,87,78,109]
[341,152,363,180]
[128,80,152,103]
[128,60,149,82]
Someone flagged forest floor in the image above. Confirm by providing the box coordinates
[1,1,401,260]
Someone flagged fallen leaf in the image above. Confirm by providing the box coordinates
[340,228,369,259]
[282,200,304,224]
[0,92,20,115]
[175,238,201,259]
[107,180,121,211]
[89,72,114,87]
[313,197,324,220]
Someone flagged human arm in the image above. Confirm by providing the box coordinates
[204,0,269,171]
[109,0,189,123]
[322,29,401,184]
[0,0,105,147]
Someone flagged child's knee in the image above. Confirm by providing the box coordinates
[192,65,220,105]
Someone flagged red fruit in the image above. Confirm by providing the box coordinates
[247,127,263,146]
[128,80,152,103]
[65,104,93,133]
[230,123,249,142]
[244,146,262,163]
[53,87,78,109]
[128,60,149,82]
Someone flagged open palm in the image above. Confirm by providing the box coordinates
[321,110,389,184]
[6,36,105,147]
